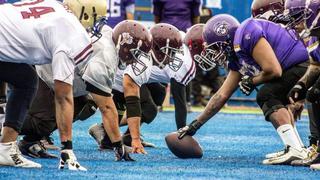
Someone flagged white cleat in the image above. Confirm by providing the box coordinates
[59,149,87,171]
[262,146,309,165]
[310,163,320,170]
[0,141,41,168]
[265,148,286,159]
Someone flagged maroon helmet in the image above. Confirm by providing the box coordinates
[251,0,285,18]
[184,24,213,71]
[150,23,183,71]
[113,20,152,75]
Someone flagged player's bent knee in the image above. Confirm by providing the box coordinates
[141,104,158,124]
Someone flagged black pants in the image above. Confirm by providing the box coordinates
[113,83,165,125]
[256,63,307,120]
[20,78,89,141]
[0,62,38,132]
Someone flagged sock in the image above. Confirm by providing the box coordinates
[276,124,303,151]
[61,140,72,150]
[293,125,305,148]
[101,134,112,147]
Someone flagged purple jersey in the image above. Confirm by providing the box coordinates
[0,0,6,4]
[229,19,308,76]
[152,0,201,32]
[107,0,135,28]
[307,37,320,62]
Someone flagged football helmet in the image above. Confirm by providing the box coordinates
[63,0,107,29]
[113,20,152,76]
[251,0,285,19]
[284,0,320,38]
[184,24,215,71]
[150,23,183,71]
[201,14,240,68]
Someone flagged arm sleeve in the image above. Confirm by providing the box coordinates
[170,78,187,130]
[52,51,75,85]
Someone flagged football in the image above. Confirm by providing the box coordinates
[165,132,203,159]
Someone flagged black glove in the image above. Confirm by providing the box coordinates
[287,81,307,102]
[239,75,255,96]
[114,144,135,161]
[178,120,203,139]
[306,86,320,103]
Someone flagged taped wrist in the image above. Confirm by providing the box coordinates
[189,119,203,130]
[125,96,141,118]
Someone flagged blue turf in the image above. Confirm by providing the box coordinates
[0,111,319,179]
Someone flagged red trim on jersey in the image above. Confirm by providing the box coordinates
[13,0,44,7]
[74,44,93,65]
[181,58,195,85]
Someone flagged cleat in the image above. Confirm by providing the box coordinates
[310,163,320,170]
[59,149,86,171]
[88,123,113,150]
[265,147,286,159]
[114,145,135,161]
[40,136,60,150]
[18,140,57,159]
[291,145,319,166]
[122,133,156,148]
[0,141,41,168]
[262,146,309,165]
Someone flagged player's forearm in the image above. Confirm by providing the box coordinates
[197,92,228,125]
[299,63,320,88]
[252,70,282,86]
[127,117,141,139]
[55,91,74,141]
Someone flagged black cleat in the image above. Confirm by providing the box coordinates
[18,140,57,159]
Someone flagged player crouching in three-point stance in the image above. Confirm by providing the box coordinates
[0,0,92,169]
[177,14,310,165]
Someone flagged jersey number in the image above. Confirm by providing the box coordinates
[21,7,55,19]
[107,0,121,17]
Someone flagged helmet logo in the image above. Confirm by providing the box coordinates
[214,22,229,36]
[119,32,133,45]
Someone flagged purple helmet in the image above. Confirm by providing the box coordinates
[284,0,320,37]
[201,14,240,68]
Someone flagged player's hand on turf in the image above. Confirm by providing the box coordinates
[239,75,255,96]
[178,120,202,139]
[131,138,147,154]
[288,81,307,102]
[114,145,135,161]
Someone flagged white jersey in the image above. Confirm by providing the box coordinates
[113,56,153,93]
[82,25,119,94]
[148,43,196,86]
[0,0,92,65]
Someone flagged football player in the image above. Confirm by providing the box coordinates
[0,0,91,169]
[86,19,152,155]
[282,0,320,170]
[177,14,310,165]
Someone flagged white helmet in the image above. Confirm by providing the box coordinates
[63,0,107,29]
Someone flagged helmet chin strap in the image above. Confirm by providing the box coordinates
[300,10,320,38]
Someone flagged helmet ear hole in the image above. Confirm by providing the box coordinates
[83,13,89,20]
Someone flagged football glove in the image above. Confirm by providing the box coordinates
[288,81,307,102]
[114,145,135,161]
[178,120,203,139]
[239,75,255,96]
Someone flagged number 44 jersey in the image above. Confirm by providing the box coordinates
[0,0,92,66]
